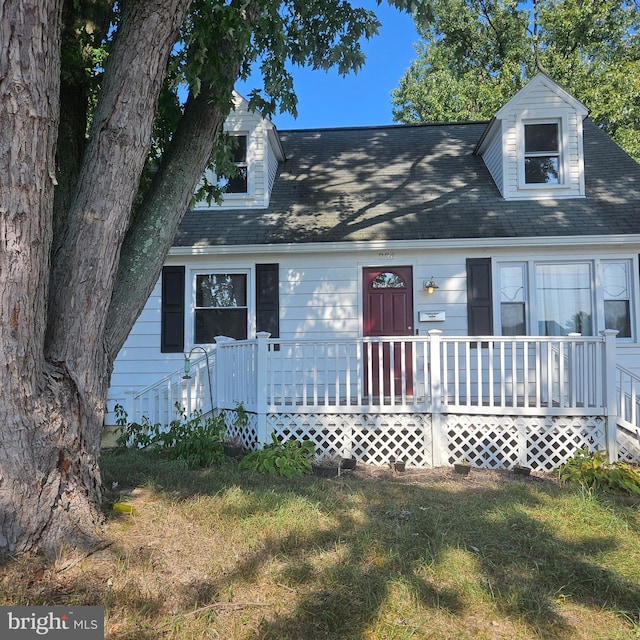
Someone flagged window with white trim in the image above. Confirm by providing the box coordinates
[602,260,631,338]
[524,122,560,184]
[194,272,248,342]
[499,263,527,335]
[497,260,633,339]
[535,263,592,335]
[218,134,248,194]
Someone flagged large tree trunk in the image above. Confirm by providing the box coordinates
[1,0,372,556]
[0,0,190,556]
[0,0,259,555]
[0,0,65,554]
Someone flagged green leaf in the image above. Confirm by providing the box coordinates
[391,0,640,162]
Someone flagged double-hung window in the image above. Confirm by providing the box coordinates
[499,263,527,335]
[602,260,632,338]
[535,263,592,335]
[524,122,560,184]
[219,134,248,194]
[194,272,248,343]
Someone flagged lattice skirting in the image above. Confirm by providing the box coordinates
[445,414,607,471]
[617,425,640,464]
[232,411,636,470]
[223,409,259,450]
[268,413,433,468]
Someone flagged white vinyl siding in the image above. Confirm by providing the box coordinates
[482,126,504,194]
[107,246,640,421]
[267,141,280,193]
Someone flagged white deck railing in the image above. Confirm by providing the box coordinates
[126,348,216,426]
[123,330,640,448]
[127,331,620,419]
[212,331,614,416]
[436,334,607,415]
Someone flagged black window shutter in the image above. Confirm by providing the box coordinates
[256,263,279,338]
[161,266,185,352]
[466,258,493,335]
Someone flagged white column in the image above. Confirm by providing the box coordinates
[601,329,619,463]
[428,330,445,467]
[255,332,271,446]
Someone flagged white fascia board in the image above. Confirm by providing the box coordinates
[474,117,500,156]
[267,125,285,161]
[169,234,640,257]
[495,73,589,120]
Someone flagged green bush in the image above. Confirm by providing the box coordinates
[557,448,640,495]
[114,403,226,468]
[239,433,315,477]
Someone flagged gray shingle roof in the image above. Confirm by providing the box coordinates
[174,119,640,247]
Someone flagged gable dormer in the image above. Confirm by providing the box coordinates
[475,73,589,201]
[194,92,285,210]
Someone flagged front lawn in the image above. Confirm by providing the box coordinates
[2,451,639,639]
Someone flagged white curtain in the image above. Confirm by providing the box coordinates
[535,264,592,335]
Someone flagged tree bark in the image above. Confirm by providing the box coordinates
[0,0,190,555]
[0,0,374,556]
[105,1,261,358]
[0,0,66,554]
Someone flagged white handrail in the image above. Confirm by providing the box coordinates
[616,364,640,435]
[129,349,216,425]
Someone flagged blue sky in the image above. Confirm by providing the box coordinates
[237,2,420,131]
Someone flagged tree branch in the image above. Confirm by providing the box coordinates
[45,0,191,377]
[105,1,262,359]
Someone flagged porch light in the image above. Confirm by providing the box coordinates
[424,277,439,294]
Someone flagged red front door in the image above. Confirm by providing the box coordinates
[363,267,414,396]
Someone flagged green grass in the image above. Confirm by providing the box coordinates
[3,450,640,639]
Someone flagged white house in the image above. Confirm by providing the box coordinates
[107,74,640,469]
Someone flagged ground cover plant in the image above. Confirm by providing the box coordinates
[239,433,315,477]
[558,448,640,496]
[1,452,639,639]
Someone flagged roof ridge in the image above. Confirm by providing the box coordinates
[277,120,491,134]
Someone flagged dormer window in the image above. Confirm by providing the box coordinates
[524,122,560,184]
[475,74,587,200]
[219,134,248,194]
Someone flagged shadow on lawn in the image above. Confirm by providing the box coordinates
[257,485,639,639]
[100,452,640,640]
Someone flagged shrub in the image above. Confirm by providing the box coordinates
[557,448,640,495]
[239,433,315,477]
[114,403,226,468]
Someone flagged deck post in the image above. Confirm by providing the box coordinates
[123,389,136,424]
[428,330,445,467]
[256,332,271,446]
[214,336,235,410]
[602,329,619,463]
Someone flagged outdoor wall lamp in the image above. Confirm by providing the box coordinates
[424,277,439,294]
[182,346,214,411]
